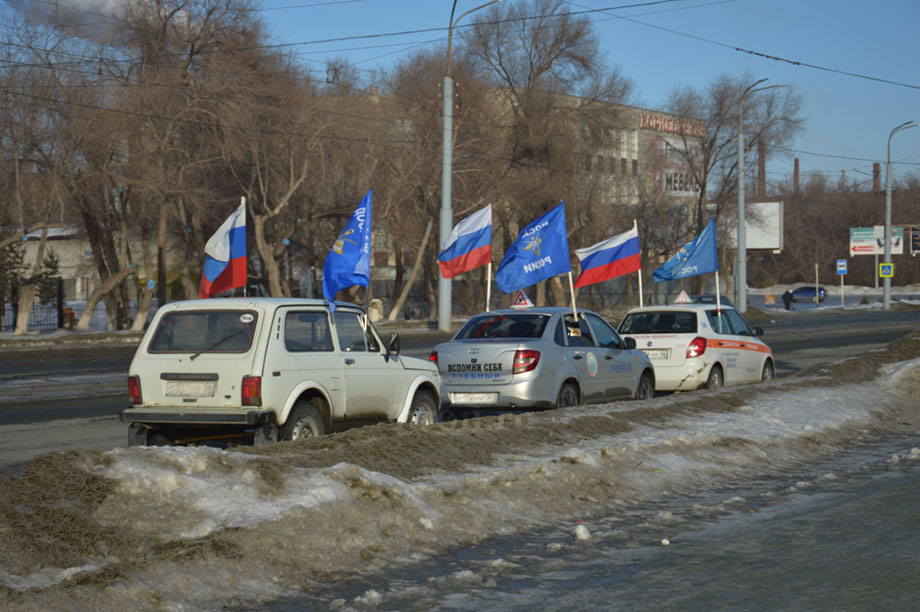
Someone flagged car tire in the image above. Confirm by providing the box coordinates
[634,371,654,400]
[705,365,724,389]
[407,390,439,425]
[556,383,579,408]
[761,360,775,382]
[283,399,326,441]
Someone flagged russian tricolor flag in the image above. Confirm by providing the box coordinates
[199,199,247,298]
[438,204,492,279]
[573,224,641,289]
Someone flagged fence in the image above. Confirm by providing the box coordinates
[1,299,159,333]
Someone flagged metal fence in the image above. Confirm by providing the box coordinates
[1,300,159,333]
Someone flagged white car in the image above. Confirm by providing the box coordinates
[122,298,440,446]
[618,304,773,391]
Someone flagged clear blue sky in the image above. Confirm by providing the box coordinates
[257,0,920,191]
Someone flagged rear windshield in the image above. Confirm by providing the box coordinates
[148,310,258,353]
[454,313,550,340]
[619,310,697,334]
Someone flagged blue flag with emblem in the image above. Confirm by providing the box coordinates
[652,216,718,282]
[495,201,571,293]
[322,190,372,310]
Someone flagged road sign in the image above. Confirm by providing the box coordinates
[674,290,692,304]
[879,263,894,278]
[510,290,534,309]
[836,259,847,275]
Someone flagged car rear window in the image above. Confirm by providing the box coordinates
[454,313,550,340]
[148,310,257,353]
[619,311,697,334]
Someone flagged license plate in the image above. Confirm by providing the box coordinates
[450,392,498,406]
[165,381,216,397]
[644,349,670,360]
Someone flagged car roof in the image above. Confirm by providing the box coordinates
[156,297,364,313]
[624,304,735,314]
[471,307,599,317]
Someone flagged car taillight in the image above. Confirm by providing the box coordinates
[128,375,142,405]
[242,376,262,406]
[686,337,707,358]
[513,349,540,374]
[428,351,438,367]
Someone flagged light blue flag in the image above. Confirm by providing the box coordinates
[323,190,372,309]
[652,217,718,283]
[495,202,571,293]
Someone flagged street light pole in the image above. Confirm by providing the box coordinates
[439,0,503,333]
[737,79,786,313]
[884,120,917,309]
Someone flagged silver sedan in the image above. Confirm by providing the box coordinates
[429,307,655,414]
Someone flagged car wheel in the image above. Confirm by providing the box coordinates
[407,390,439,425]
[634,372,654,400]
[283,399,326,441]
[706,365,724,389]
[556,383,579,408]
[761,360,775,382]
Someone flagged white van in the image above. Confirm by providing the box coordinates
[121,298,440,446]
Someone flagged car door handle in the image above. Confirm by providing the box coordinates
[604,355,613,360]
[345,358,355,365]
[573,354,583,360]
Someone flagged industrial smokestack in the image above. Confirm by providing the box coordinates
[794,158,800,197]
[873,162,881,192]
[757,140,766,200]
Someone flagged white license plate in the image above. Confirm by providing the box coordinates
[450,392,499,406]
[644,349,670,360]
[165,381,216,397]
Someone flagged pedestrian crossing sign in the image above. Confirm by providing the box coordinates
[674,290,692,304]
[879,263,894,278]
[511,290,535,309]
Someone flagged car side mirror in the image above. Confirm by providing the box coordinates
[752,327,764,337]
[387,332,400,355]
[624,337,637,349]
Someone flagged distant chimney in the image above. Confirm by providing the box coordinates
[873,162,881,192]
[794,158,800,196]
[757,140,766,200]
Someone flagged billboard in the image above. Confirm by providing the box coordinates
[849,226,904,256]
[723,201,784,251]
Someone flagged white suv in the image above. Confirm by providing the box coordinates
[122,298,440,446]
[618,304,773,391]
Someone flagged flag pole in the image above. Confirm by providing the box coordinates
[568,271,577,319]
[239,196,248,297]
[633,220,643,308]
[715,270,721,311]
[486,262,492,311]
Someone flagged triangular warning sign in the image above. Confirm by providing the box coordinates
[511,290,535,309]
[674,290,692,304]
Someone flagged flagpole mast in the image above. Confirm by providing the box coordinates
[242,196,247,297]
[486,262,492,311]
[567,271,577,319]
[633,220,642,308]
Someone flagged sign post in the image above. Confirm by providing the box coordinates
[836,259,847,309]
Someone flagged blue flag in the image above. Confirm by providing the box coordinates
[495,202,571,293]
[652,217,718,283]
[323,190,372,309]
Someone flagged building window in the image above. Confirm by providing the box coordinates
[609,157,616,174]
[632,159,638,176]
[621,158,627,175]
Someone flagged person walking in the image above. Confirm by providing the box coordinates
[782,290,794,311]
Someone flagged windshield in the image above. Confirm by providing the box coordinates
[619,311,697,334]
[454,313,549,340]
[148,310,257,353]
